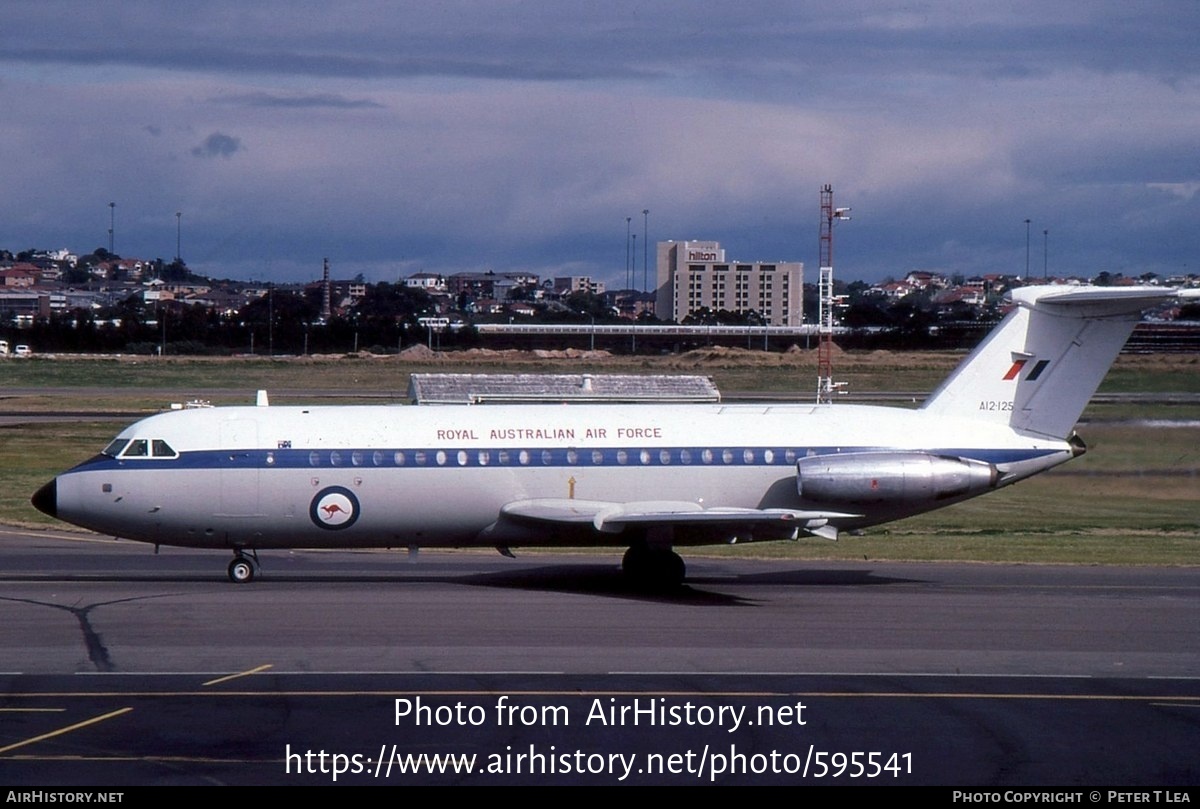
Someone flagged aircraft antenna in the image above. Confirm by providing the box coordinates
[817,184,850,404]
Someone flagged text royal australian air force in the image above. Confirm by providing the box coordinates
[434,424,665,443]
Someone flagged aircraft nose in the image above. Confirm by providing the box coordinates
[31,479,57,518]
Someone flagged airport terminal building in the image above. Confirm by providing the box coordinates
[655,240,803,326]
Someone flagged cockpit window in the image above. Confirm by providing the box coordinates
[122,439,150,457]
[108,437,179,459]
[103,439,129,457]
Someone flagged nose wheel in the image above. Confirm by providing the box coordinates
[228,553,259,583]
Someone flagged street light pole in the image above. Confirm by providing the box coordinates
[630,233,638,354]
[176,211,182,262]
[628,213,638,290]
[642,209,649,293]
[268,282,274,357]
[1024,218,1031,280]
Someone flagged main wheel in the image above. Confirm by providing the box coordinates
[228,556,256,584]
[656,550,686,588]
[622,545,685,590]
[622,544,650,577]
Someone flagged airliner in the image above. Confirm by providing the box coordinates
[31,285,1192,586]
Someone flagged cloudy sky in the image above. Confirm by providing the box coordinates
[2,1,1197,287]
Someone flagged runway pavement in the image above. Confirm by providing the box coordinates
[1,528,1197,785]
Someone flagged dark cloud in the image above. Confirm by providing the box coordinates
[211,91,384,109]
[191,132,242,159]
[0,44,653,83]
[1,2,1198,285]
[2,3,1198,90]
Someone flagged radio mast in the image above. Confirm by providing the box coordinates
[817,184,851,403]
[322,257,332,323]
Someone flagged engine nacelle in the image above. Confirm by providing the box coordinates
[796,452,998,505]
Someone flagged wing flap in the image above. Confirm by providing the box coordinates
[484,498,858,544]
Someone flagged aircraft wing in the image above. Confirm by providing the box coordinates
[480,498,858,545]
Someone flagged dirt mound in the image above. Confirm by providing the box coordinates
[532,348,613,360]
[679,345,756,360]
[462,348,528,359]
[398,344,438,359]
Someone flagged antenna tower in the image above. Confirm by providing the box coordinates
[322,257,332,322]
[817,184,850,403]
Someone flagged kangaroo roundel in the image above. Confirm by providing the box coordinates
[311,486,360,530]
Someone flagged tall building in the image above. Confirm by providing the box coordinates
[655,240,803,326]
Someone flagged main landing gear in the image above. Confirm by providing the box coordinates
[622,543,686,589]
[228,551,260,583]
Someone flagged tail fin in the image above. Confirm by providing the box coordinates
[921,285,1172,439]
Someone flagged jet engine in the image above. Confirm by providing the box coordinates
[796,452,998,505]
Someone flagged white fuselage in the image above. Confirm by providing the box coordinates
[50,401,1073,551]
